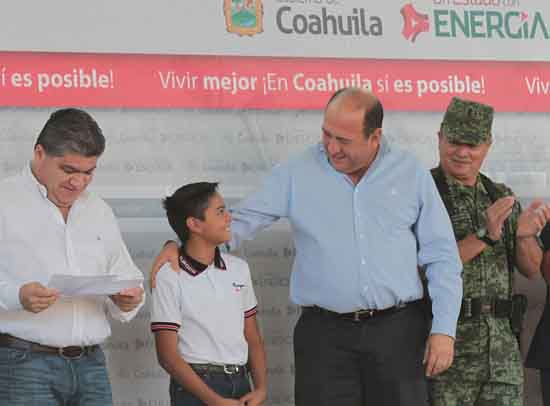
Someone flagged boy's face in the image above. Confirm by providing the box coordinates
[193,192,232,245]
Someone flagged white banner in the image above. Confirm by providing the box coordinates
[1,0,549,60]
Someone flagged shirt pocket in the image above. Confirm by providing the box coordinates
[372,191,419,238]
[0,347,29,365]
[454,321,485,356]
[72,231,108,274]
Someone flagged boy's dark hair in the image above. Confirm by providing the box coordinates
[35,108,105,157]
[163,182,219,243]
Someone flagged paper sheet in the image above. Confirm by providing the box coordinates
[47,274,142,297]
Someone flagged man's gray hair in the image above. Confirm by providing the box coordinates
[35,108,105,157]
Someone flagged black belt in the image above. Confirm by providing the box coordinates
[0,333,99,359]
[302,299,425,322]
[189,363,247,376]
[459,297,512,319]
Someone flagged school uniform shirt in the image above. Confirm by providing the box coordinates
[150,248,257,366]
[0,165,145,347]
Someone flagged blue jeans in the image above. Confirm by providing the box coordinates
[169,372,251,405]
[0,345,112,406]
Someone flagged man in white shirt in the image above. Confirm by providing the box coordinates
[0,108,145,406]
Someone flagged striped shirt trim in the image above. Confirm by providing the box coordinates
[178,246,227,277]
[151,322,180,332]
[244,306,258,318]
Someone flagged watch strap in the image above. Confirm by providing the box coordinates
[478,232,498,246]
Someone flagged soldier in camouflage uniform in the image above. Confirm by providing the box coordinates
[430,97,550,406]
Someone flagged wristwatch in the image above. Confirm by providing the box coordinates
[475,227,498,246]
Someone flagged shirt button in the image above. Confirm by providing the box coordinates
[359,234,365,239]
[361,259,366,265]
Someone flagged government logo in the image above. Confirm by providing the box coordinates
[401,3,430,43]
[224,0,264,36]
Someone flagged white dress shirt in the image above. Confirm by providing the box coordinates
[0,165,144,347]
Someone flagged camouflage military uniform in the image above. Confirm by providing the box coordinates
[430,172,523,406]
[431,97,523,406]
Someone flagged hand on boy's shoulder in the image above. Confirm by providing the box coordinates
[150,240,180,289]
[155,262,182,285]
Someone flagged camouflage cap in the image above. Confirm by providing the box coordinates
[441,97,494,145]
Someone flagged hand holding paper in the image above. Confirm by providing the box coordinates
[109,287,144,312]
[19,282,59,313]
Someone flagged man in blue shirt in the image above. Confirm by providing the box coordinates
[151,88,463,406]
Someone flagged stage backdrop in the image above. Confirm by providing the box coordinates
[1,1,550,405]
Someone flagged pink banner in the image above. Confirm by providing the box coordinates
[0,51,549,112]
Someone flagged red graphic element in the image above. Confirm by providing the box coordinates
[0,51,550,112]
[521,11,529,21]
[401,3,430,43]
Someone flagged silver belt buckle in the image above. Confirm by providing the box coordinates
[353,309,374,322]
[223,364,238,375]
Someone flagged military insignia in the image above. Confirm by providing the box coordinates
[224,0,263,36]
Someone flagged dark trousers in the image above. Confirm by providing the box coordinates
[169,373,251,405]
[542,369,550,406]
[294,303,430,406]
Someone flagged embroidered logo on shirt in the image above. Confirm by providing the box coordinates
[232,282,245,292]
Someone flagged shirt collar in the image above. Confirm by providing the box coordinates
[178,246,227,277]
[445,171,486,196]
[22,162,90,206]
[317,136,390,180]
[23,163,48,199]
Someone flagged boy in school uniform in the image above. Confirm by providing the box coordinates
[151,182,267,405]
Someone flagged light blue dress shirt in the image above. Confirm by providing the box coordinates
[230,139,463,337]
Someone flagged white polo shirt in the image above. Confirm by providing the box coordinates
[150,248,257,365]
